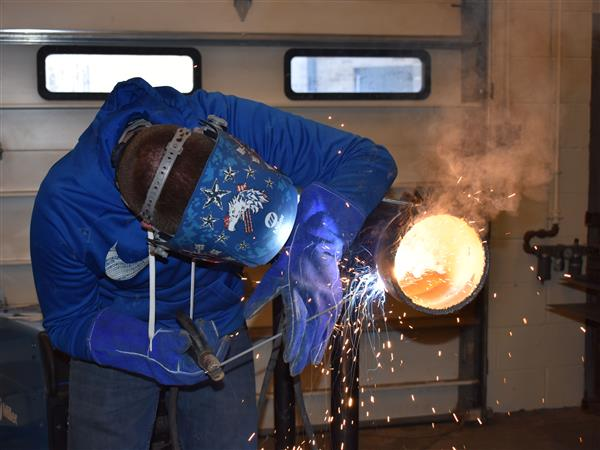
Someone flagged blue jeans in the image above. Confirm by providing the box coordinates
[68,329,258,450]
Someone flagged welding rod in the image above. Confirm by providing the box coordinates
[219,299,349,369]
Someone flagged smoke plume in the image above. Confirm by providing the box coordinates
[418,113,554,228]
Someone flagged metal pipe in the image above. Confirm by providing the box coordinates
[272,297,295,450]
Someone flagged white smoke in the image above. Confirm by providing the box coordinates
[417,113,553,227]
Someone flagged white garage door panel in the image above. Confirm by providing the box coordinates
[360,330,460,385]
[0,109,96,151]
[258,383,459,429]
[2,1,461,37]
[287,107,469,150]
[0,45,42,106]
[1,150,67,193]
[1,197,34,261]
[203,48,462,107]
[358,384,460,421]
[1,265,37,307]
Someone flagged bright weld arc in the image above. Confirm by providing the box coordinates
[219,263,388,396]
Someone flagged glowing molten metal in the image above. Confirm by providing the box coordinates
[373,211,487,314]
[392,214,486,312]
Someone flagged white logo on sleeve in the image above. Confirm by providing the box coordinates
[105,242,149,281]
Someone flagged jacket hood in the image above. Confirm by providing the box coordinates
[83,78,204,183]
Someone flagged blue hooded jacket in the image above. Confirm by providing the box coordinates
[30,78,397,360]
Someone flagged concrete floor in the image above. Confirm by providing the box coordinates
[258,408,600,450]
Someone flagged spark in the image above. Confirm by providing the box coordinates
[580,326,587,333]
[522,317,528,325]
[457,176,463,184]
[247,432,256,442]
[507,193,517,198]
[477,417,483,425]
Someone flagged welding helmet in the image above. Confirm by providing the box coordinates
[113,116,298,267]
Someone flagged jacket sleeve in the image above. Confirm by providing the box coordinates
[30,188,99,360]
[182,89,398,217]
[100,78,396,217]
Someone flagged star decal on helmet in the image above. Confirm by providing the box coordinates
[200,179,231,209]
[237,241,249,251]
[200,214,218,229]
[265,177,274,189]
[216,232,229,244]
[244,166,256,179]
[223,166,237,182]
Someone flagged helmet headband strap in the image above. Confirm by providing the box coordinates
[140,127,192,223]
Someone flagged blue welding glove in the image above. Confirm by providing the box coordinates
[244,183,365,376]
[88,308,230,385]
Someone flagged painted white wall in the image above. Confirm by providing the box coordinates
[486,0,592,412]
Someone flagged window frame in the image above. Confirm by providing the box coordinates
[284,48,431,100]
[37,45,201,100]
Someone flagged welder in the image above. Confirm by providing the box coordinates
[30,77,397,449]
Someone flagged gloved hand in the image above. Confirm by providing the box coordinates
[88,308,230,385]
[244,183,365,376]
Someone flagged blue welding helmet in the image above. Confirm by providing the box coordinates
[124,117,298,267]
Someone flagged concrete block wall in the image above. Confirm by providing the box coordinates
[486,0,592,412]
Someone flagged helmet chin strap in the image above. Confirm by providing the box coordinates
[147,230,197,348]
[148,230,157,349]
[189,261,196,319]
